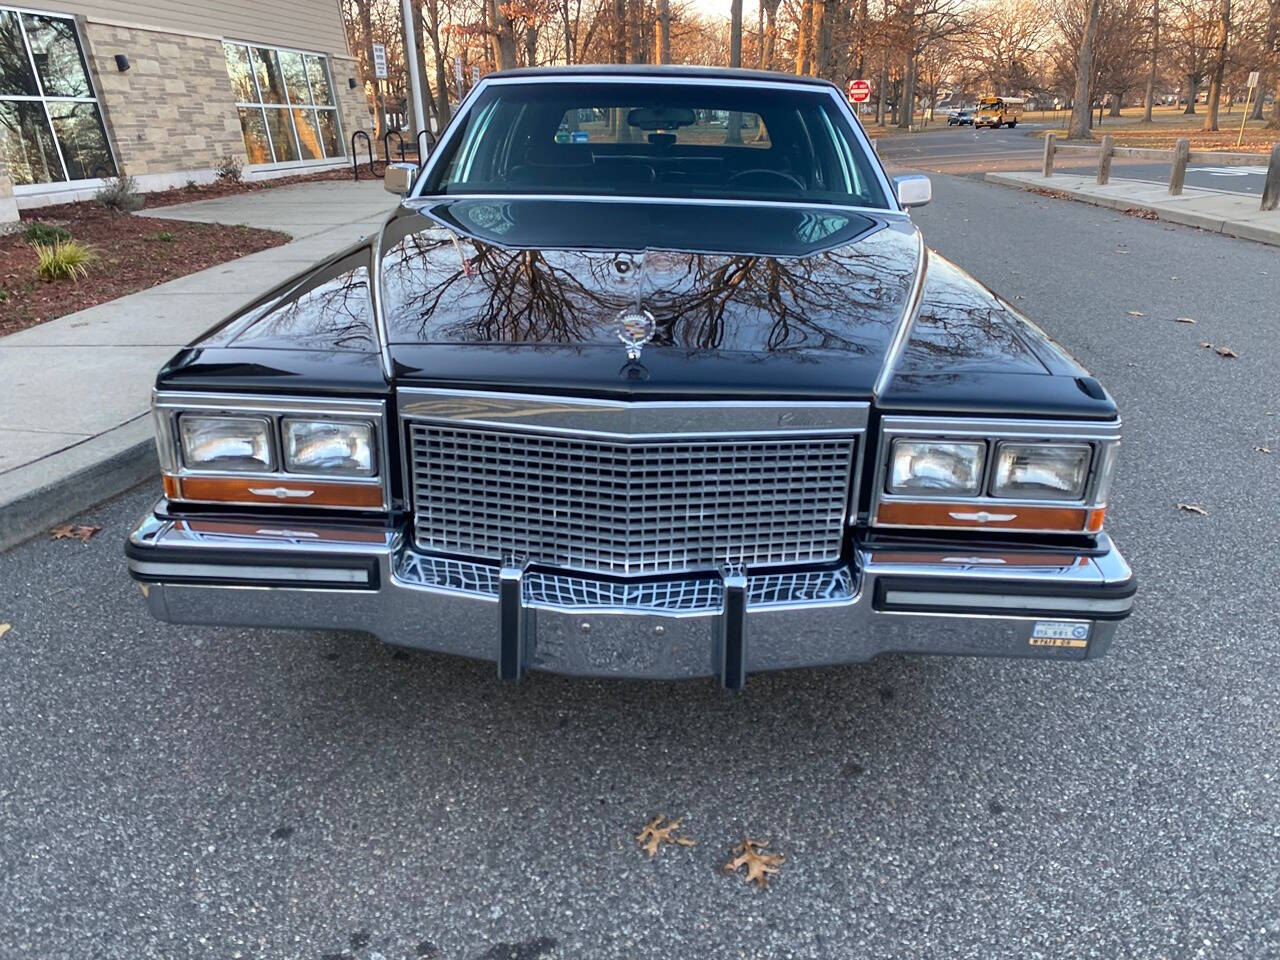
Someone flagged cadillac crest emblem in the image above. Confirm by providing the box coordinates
[615,306,656,361]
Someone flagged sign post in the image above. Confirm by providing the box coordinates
[1238,71,1259,148]
[401,0,426,138]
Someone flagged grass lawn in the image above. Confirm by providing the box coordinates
[1036,105,1278,152]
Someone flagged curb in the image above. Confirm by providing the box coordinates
[0,418,157,552]
[983,172,1280,248]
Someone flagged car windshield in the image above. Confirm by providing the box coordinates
[424,79,891,209]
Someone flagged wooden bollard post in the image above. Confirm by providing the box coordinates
[1169,138,1190,196]
[1042,133,1056,177]
[1096,134,1114,185]
[1262,142,1280,212]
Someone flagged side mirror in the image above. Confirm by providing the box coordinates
[893,174,932,209]
[383,162,418,197]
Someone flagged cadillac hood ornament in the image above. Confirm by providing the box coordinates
[615,306,657,361]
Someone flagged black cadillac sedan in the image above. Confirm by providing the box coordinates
[127,66,1134,689]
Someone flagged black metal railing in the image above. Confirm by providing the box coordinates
[350,130,377,181]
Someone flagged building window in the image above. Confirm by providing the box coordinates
[224,42,343,166]
[0,8,115,185]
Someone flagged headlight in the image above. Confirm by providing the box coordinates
[888,440,985,495]
[282,418,376,476]
[179,415,272,472]
[991,443,1091,500]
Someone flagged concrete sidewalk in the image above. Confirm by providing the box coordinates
[0,179,395,550]
[986,171,1280,246]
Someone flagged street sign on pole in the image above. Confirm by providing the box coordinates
[371,43,388,80]
[471,66,481,87]
[454,56,463,93]
[1238,70,1260,147]
[847,79,872,104]
[400,0,426,138]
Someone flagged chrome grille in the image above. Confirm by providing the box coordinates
[408,423,856,575]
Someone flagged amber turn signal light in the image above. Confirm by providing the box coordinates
[162,474,384,509]
[875,500,1091,533]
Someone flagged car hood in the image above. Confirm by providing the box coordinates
[377,197,919,398]
[164,197,1109,416]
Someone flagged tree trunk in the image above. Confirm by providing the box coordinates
[877,50,888,125]
[526,26,538,67]
[1184,76,1198,113]
[656,0,671,63]
[1203,0,1230,130]
[761,0,780,70]
[795,0,812,75]
[897,54,915,130]
[489,0,518,69]
[628,0,644,63]
[1270,76,1280,127]
[727,0,744,143]
[1109,95,1122,117]
[356,0,385,139]
[1068,0,1102,139]
[812,0,829,77]
[1143,0,1159,122]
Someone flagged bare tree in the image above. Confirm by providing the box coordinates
[1202,0,1231,127]
[1143,0,1160,119]
[1068,0,1102,137]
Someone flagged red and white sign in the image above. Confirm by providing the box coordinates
[847,79,872,104]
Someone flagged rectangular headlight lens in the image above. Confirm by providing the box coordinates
[282,418,376,476]
[992,443,1091,500]
[888,440,985,495]
[179,415,272,472]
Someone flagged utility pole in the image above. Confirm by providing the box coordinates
[402,0,427,136]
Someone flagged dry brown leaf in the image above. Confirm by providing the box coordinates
[635,816,695,858]
[50,524,101,543]
[1215,346,1238,358]
[1176,502,1209,516]
[1198,341,1214,349]
[1127,311,1144,317]
[722,839,784,889]
[1175,317,1197,324]
[0,623,10,639]
[1254,446,1272,454]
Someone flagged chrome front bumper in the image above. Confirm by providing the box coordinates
[127,507,1135,687]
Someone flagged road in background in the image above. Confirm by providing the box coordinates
[2,175,1279,960]
[876,123,1271,195]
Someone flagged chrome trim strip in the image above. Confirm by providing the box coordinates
[403,193,909,219]
[397,387,870,439]
[128,561,370,585]
[367,219,394,381]
[872,236,928,399]
[882,590,1133,614]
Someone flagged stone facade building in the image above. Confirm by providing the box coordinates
[0,1,373,218]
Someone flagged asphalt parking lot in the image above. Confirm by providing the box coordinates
[2,174,1278,960]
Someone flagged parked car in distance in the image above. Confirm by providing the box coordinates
[127,66,1134,690]
[947,108,974,125]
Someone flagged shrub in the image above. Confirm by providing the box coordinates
[214,154,244,183]
[22,221,71,245]
[185,178,199,191]
[33,240,97,281]
[145,231,176,243]
[95,174,144,213]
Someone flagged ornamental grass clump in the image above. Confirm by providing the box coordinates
[33,240,97,281]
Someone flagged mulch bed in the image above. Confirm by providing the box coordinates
[0,203,289,338]
[143,167,366,208]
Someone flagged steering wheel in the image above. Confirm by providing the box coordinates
[727,168,806,191]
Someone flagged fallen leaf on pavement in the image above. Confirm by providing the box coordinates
[1215,346,1238,358]
[1198,341,1214,349]
[723,839,784,889]
[1127,311,1144,317]
[50,524,101,542]
[1175,317,1196,324]
[1255,446,1272,454]
[1176,503,1209,516]
[635,816,695,858]
[0,623,10,639]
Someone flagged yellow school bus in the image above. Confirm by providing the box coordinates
[975,96,1025,129]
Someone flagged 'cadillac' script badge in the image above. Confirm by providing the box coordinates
[615,306,656,361]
